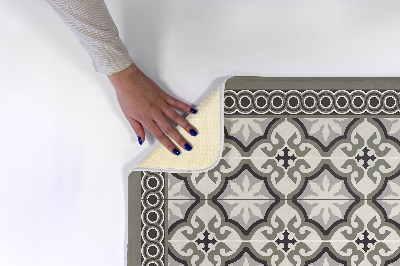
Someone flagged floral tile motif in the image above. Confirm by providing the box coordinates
[139,88,400,265]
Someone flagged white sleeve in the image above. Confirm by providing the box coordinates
[46,0,134,75]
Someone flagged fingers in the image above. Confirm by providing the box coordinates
[156,111,195,153]
[161,105,198,137]
[126,108,196,155]
[124,92,198,155]
[126,116,145,145]
[145,119,183,156]
[165,94,197,114]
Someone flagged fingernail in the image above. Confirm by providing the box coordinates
[138,136,142,145]
[172,148,180,155]
[190,108,197,114]
[189,129,197,136]
[184,143,192,151]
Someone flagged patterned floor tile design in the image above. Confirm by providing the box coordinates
[140,88,400,265]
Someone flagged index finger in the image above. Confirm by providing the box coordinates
[165,94,197,114]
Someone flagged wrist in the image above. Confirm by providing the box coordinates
[107,63,140,88]
[108,62,139,78]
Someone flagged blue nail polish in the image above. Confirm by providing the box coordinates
[172,148,180,155]
[138,136,142,145]
[189,129,197,136]
[190,108,197,114]
[184,143,192,151]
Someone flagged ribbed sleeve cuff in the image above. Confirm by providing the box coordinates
[88,37,135,75]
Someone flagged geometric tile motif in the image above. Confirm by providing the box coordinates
[140,171,165,266]
[141,88,400,265]
[223,89,400,115]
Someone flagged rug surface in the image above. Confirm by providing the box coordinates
[128,76,400,266]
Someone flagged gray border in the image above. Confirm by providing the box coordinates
[127,171,142,266]
[225,76,400,91]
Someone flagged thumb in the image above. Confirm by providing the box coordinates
[126,116,145,145]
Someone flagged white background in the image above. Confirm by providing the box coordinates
[1,0,400,265]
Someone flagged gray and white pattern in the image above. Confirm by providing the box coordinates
[137,86,400,265]
[46,0,134,75]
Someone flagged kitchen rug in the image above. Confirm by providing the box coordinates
[128,76,400,266]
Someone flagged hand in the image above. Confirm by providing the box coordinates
[107,63,198,156]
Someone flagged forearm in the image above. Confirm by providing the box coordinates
[46,0,134,75]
